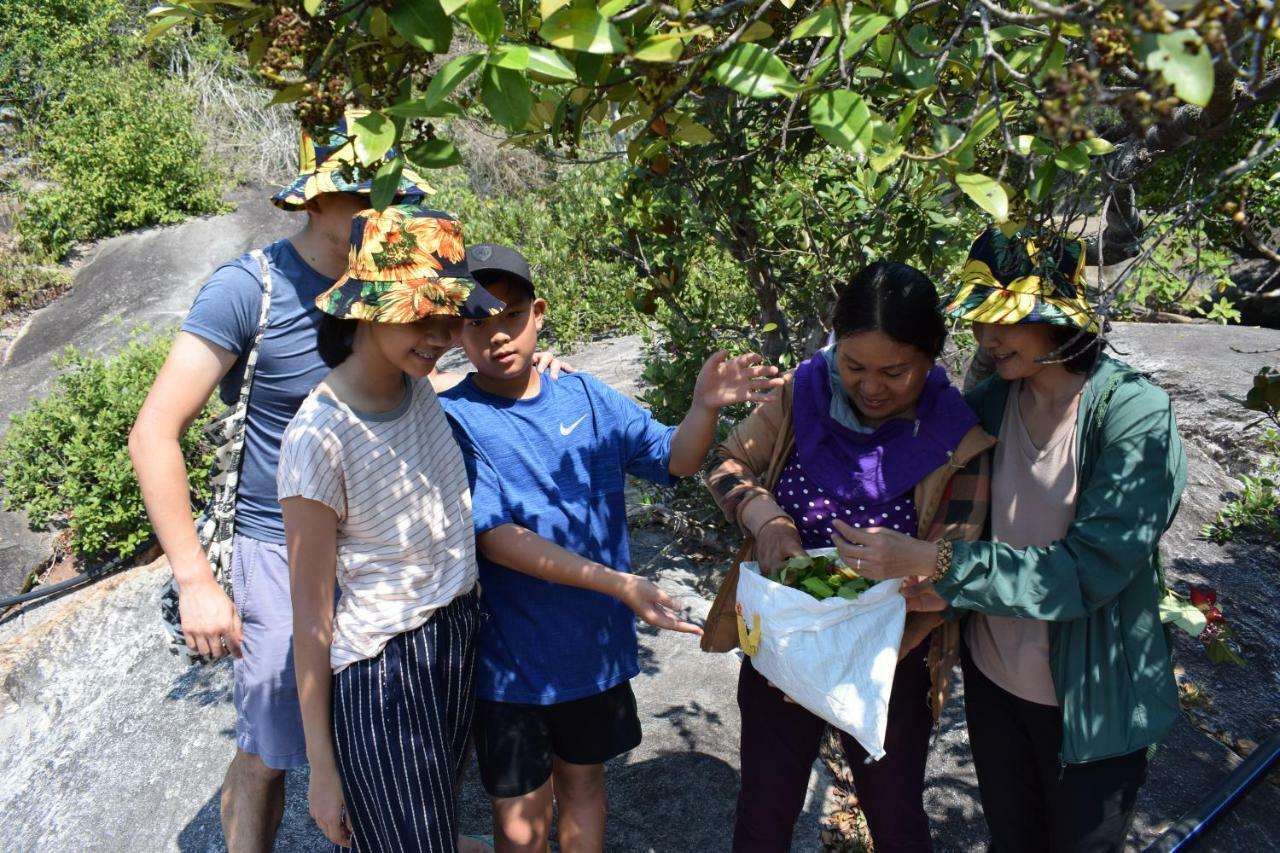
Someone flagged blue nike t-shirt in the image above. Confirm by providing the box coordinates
[181,239,333,543]
[441,372,677,705]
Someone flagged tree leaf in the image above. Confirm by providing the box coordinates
[481,64,533,131]
[634,33,686,63]
[538,8,625,55]
[459,0,503,46]
[710,43,800,100]
[790,6,836,40]
[1146,30,1214,107]
[842,8,891,57]
[491,44,530,69]
[385,98,465,118]
[268,82,309,106]
[1027,161,1058,205]
[370,157,404,210]
[424,52,485,109]
[809,90,873,153]
[540,0,569,17]
[739,20,774,42]
[525,46,577,80]
[956,172,1009,221]
[1081,136,1116,155]
[440,0,470,13]
[609,113,646,135]
[672,119,714,144]
[143,14,187,44]
[406,139,464,168]
[1052,142,1090,172]
[869,143,905,172]
[761,322,778,333]
[388,0,452,53]
[352,111,397,164]
[303,0,322,14]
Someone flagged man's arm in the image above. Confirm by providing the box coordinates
[129,331,241,659]
[476,524,702,635]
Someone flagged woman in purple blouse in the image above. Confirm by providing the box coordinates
[704,262,994,852]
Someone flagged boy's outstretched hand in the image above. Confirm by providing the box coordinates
[693,350,784,410]
[618,575,704,636]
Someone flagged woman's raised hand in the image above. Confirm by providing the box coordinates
[830,519,937,581]
[693,351,784,410]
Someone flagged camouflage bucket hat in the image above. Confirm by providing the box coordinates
[271,109,435,210]
[315,205,505,322]
[942,225,1098,332]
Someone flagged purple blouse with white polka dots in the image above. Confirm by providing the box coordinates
[773,448,919,550]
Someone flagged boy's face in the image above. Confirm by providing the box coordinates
[459,278,545,381]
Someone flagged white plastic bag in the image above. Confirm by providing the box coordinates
[735,548,906,760]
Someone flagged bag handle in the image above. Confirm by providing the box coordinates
[205,250,274,532]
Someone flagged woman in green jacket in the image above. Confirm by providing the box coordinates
[837,226,1187,853]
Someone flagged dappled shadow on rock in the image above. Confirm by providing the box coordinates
[655,701,725,752]
[165,656,235,706]
[178,767,325,853]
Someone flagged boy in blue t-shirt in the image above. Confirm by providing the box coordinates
[442,245,782,851]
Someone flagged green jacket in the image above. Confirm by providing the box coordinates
[938,354,1187,764]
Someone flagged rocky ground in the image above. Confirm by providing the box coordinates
[1,190,1278,850]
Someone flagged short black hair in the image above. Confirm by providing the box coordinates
[1045,325,1101,374]
[474,271,535,301]
[317,314,357,367]
[831,261,947,358]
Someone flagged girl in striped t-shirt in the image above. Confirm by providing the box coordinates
[277,205,504,852]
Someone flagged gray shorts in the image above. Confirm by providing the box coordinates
[230,534,307,769]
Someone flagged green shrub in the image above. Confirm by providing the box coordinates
[433,164,642,349]
[19,64,226,259]
[0,330,216,560]
[0,244,71,316]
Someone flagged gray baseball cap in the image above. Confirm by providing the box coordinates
[465,243,534,297]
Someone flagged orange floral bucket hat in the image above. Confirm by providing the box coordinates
[315,205,505,322]
[271,109,435,211]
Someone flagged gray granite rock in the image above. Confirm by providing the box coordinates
[0,187,297,595]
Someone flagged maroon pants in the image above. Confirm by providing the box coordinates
[732,646,935,853]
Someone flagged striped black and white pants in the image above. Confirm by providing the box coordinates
[332,588,480,853]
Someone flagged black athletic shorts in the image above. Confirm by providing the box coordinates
[472,680,642,798]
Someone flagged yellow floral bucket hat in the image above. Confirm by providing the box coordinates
[315,205,505,322]
[271,109,435,210]
[942,225,1098,332]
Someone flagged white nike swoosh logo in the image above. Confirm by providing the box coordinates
[560,415,588,436]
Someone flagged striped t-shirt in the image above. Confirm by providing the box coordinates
[277,376,477,673]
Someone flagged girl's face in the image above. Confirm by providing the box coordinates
[368,314,463,377]
[834,330,934,427]
[973,322,1058,381]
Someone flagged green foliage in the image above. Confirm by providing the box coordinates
[174,0,1270,231]
[1202,368,1280,547]
[432,164,642,348]
[0,331,216,560]
[0,245,71,316]
[2,0,227,259]
[0,0,140,111]
[19,64,227,259]
[1112,221,1239,322]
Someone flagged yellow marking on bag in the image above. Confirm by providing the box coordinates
[737,607,762,656]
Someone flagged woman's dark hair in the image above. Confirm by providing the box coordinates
[831,261,946,358]
[1045,325,1101,374]
[317,314,358,367]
